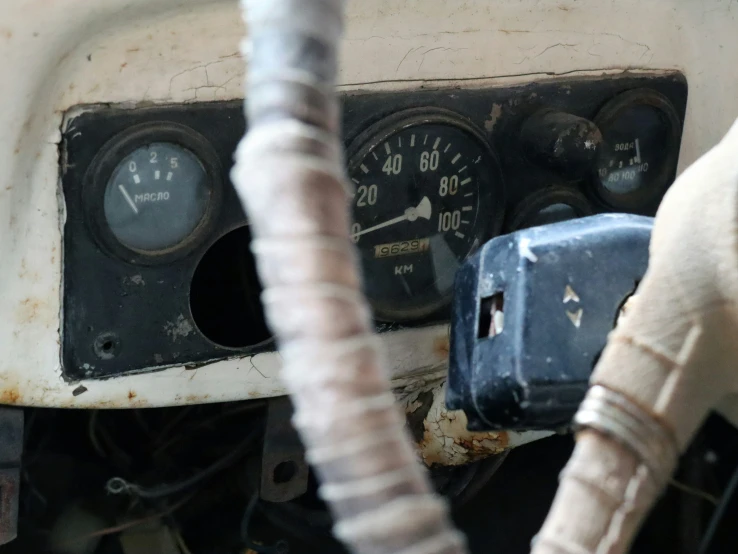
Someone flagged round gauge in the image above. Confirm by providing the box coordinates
[86,123,222,263]
[592,89,681,212]
[104,143,209,252]
[348,109,505,321]
[508,187,593,231]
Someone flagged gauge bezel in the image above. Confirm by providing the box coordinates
[507,186,594,232]
[83,122,223,265]
[347,107,505,322]
[590,88,681,213]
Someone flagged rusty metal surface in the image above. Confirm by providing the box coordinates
[260,397,309,503]
[401,379,551,467]
[0,408,23,545]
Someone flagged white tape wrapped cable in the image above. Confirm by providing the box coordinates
[231,1,466,553]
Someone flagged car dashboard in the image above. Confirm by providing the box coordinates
[5,2,738,553]
[4,0,728,410]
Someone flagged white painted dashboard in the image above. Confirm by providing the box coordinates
[2,0,738,408]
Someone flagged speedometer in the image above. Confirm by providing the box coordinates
[348,109,505,321]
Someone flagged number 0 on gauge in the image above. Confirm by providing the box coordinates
[348,108,505,321]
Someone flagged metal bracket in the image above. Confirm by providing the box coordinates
[260,397,309,502]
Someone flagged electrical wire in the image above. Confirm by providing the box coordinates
[258,497,332,543]
[107,424,262,499]
[173,528,194,554]
[241,494,290,554]
[453,452,509,507]
[88,410,106,458]
[669,478,719,507]
[152,402,266,458]
[698,462,738,554]
[62,493,193,546]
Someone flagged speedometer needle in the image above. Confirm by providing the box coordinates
[351,196,432,238]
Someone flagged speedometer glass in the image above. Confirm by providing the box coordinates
[348,109,504,321]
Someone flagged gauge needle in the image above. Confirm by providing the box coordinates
[118,185,139,215]
[635,138,641,163]
[351,196,431,238]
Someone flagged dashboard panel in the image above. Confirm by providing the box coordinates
[61,73,687,380]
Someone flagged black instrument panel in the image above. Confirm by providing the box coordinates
[60,72,687,379]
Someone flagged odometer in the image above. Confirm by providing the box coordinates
[348,109,504,321]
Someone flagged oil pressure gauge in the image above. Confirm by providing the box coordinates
[592,89,681,212]
[86,123,222,263]
[348,108,505,322]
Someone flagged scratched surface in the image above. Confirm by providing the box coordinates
[1,0,738,407]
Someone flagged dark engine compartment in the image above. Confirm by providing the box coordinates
[6,404,738,554]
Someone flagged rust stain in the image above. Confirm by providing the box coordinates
[433,336,450,360]
[419,414,508,466]
[120,62,127,69]
[1,29,12,39]
[453,430,509,454]
[406,382,510,467]
[0,388,20,405]
[126,47,140,53]
[184,394,210,403]
[18,259,40,284]
[15,297,43,324]
[127,390,137,400]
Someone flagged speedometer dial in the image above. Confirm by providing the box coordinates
[348,109,504,321]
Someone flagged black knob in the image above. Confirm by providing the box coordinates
[521,109,602,176]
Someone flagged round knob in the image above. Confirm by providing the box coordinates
[521,109,602,175]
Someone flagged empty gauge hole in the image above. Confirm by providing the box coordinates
[273,461,298,484]
[479,293,504,338]
[508,188,593,232]
[528,203,579,227]
[190,226,271,348]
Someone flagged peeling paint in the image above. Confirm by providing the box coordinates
[484,103,503,133]
[400,380,553,466]
[164,314,194,341]
[418,382,509,466]
[126,274,145,286]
